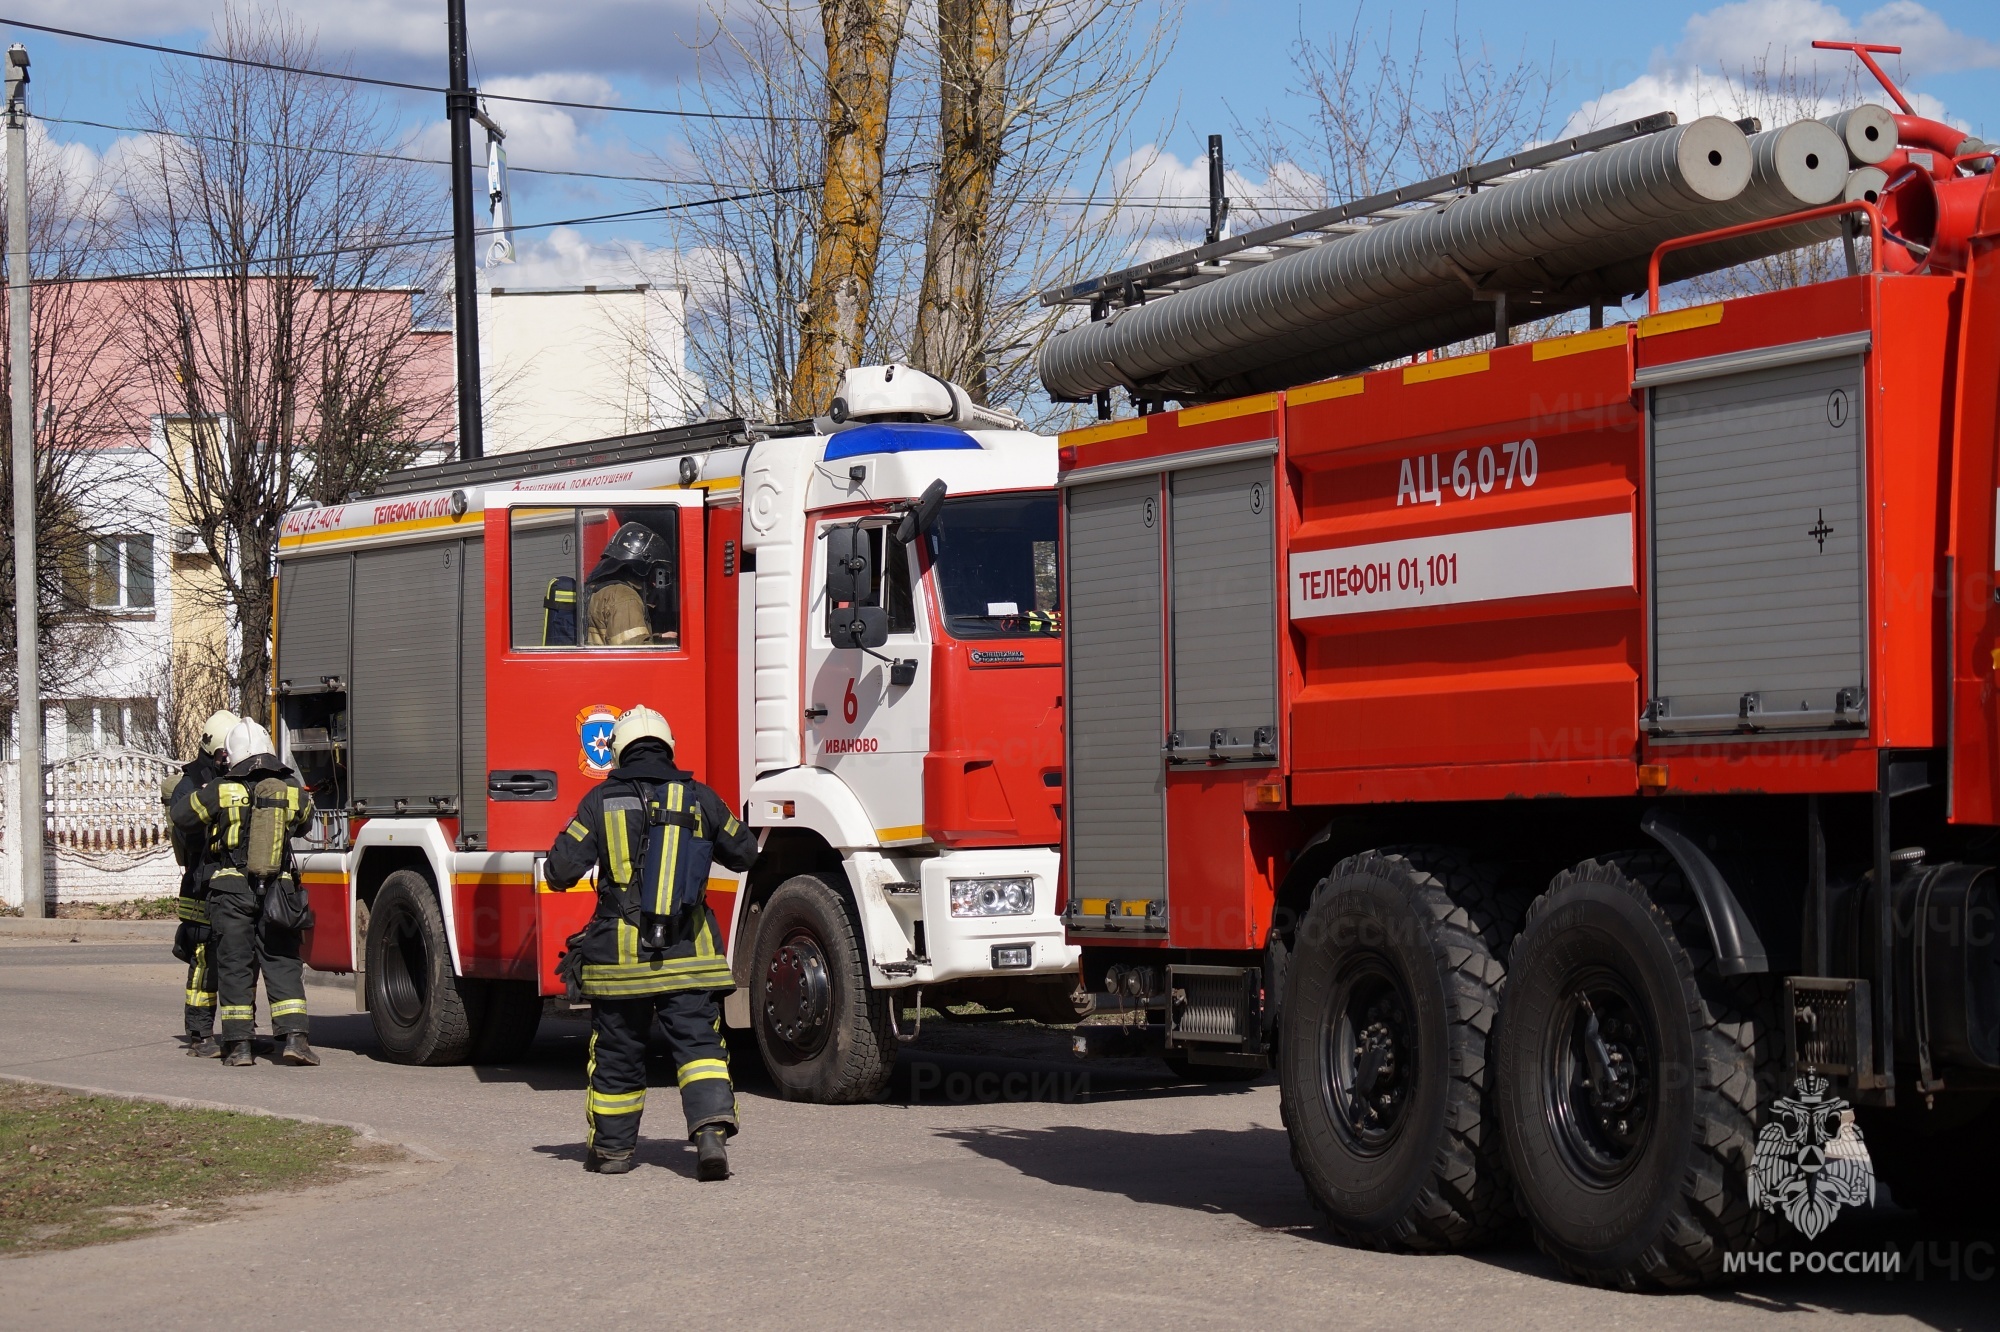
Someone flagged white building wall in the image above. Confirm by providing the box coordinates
[478,283,703,455]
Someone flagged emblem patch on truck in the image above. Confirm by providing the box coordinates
[1750,1072,1876,1239]
[576,703,621,775]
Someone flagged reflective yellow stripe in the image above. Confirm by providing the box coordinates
[586,1088,646,1115]
[606,809,633,887]
[219,1005,255,1021]
[565,819,590,841]
[188,790,210,819]
[177,898,209,923]
[585,1031,600,1149]
[721,815,742,836]
[270,999,308,1018]
[677,1058,730,1088]
[616,918,638,966]
[609,624,650,645]
[186,992,216,1007]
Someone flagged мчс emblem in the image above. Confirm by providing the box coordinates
[1751,1072,1875,1240]
[576,703,621,775]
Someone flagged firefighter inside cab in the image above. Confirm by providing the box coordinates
[545,705,758,1178]
[543,518,679,648]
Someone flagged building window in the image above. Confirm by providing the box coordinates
[86,534,156,610]
[62,698,162,753]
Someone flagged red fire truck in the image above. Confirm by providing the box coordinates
[274,366,1078,1102]
[1041,52,2000,1288]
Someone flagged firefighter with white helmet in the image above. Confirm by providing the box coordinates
[545,704,758,1177]
[172,718,319,1067]
[161,708,240,1056]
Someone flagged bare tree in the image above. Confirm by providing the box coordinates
[793,0,914,414]
[1,127,129,733]
[910,0,1184,420]
[1234,5,1555,222]
[116,7,452,715]
[663,6,830,421]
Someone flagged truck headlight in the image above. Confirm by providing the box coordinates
[950,876,1035,917]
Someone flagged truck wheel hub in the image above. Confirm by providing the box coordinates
[765,932,833,1051]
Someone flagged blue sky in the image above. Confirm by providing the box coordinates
[9,0,1998,283]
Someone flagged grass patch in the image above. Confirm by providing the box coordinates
[0,1082,381,1255]
[53,898,182,921]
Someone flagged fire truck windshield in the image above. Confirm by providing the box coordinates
[925,493,1060,639]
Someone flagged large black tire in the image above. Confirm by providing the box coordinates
[468,979,544,1064]
[366,870,482,1066]
[1496,852,1779,1289]
[1279,847,1516,1250]
[750,874,895,1103]
[1857,1093,2000,1223]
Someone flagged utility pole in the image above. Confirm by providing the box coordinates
[6,43,42,918]
[446,0,483,461]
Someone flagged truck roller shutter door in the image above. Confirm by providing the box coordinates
[459,538,487,838]
[351,543,463,812]
[1168,457,1277,761]
[1649,353,1867,734]
[276,554,352,691]
[1065,475,1166,919]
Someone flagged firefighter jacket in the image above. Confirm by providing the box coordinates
[544,750,758,998]
[171,758,314,878]
[585,578,650,646]
[164,752,225,907]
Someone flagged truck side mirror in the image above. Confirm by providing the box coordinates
[825,524,889,648]
[893,479,948,546]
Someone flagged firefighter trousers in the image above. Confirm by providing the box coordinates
[585,990,736,1160]
[209,872,309,1043]
[177,898,217,1037]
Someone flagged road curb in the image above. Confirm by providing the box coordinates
[0,918,179,941]
[0,1071,451,1164]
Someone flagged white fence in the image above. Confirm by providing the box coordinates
[1,747,184,909]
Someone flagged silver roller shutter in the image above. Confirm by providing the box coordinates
[459,538,487,836]
[276,554,351,691]
[351,542,463,810]
[1649,353,1867,734]
[1065,475,1166,910]
[1169,457,1277,761]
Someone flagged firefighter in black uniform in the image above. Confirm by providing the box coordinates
[172,719,320,1068]
[545,705,757,1178]
[163,709,239,1057]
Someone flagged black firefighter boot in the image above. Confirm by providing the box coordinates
[221,1040,255,1067]
[187,1032,223,1059]
[585,1150,636,1175]
[695,1127,730,1181]
[280,1034,320,1067]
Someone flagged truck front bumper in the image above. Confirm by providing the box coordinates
[909,846,1078,985]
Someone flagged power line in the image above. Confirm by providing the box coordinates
[90,165,935,281]
[0,16,810,122]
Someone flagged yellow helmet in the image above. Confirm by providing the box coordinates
[610,705,674,763]
[200,709,242,758]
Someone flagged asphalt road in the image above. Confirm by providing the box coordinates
[0,935,1991,1331]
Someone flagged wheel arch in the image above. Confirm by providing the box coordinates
[351,819,461,973]
[731,826,848,986]
[1637,807,1770,976]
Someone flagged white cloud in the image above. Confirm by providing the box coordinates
[489,226,673,287]
[1561,0,1997,135]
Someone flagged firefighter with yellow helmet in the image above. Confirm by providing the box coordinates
[171,719,319,1067]
[161,708,240,1056]
[544,705,758,1177]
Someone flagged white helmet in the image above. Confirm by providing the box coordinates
[200,709,242,758]
[610,705,674,763]
[224,718,277,768]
